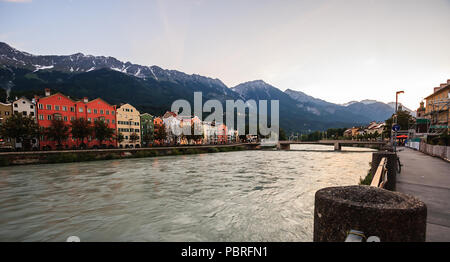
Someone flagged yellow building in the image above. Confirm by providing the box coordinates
[0,102,13,148]
[424,80,449,132]
[116,103,141,148]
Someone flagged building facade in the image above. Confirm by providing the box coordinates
[140,113,154,147]
[424,80,449,132]
[12,97,39,149]
[80,98,117,148]
[12,97,36,118]
[0,102,13,149]
[116,103,141,148]
[36,89,117,150]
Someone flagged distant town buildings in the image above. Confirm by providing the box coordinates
[343,121,385,140]
[0,88,243,151]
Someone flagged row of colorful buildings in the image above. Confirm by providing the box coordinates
[343,121,386,139]
[0,88,239,150]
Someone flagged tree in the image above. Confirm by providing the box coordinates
[94,120,115,147]
[129,132,139,145]
[142,133,153,147]
[188,122,204,144]
[154,123,167,145]
[0,113,39,151]
[0,88,7,103]
[45,118,70,149]
[70,118,93,148]
[384,110,414,138]
[116,132,124,144]
[279,128,287,141]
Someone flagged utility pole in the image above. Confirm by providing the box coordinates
[392,91,404,152]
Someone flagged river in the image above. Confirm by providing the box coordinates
[0,145,375,241]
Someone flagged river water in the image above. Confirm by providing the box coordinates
[0,145,375,242]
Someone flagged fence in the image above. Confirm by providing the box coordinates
[406,141,450,161]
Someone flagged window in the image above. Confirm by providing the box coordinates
[5,111,10,115]
[112,111,115,115]
[30,105,34,109]
[54,114,62,120]
[46,105,51,110]
[79,107,83,113]
[100,110,104,114]
[39,104,43,109]
[63,106,67,111]
[87,108,91,113]
[107,119,110,124]
[30,112,34,116]
[22,111,27,116]
[71,116,75,121]
[47,115,52,120]
[39,115,44,120]
[106,110,109,115]
[70,107,75,112]
[94,109,98,114]
[14,104,18,108]
[55,105,60,111]
[112,120,115,124]
[64,116,68,121]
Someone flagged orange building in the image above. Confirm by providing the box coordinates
[216,124,228,144]
[424,80,449,132]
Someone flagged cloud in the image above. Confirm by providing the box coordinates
[1,0,32,3]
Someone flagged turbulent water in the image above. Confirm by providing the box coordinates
[0,145,375,242]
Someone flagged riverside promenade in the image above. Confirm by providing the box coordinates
[397,147,450,242]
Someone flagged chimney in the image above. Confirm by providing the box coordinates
[447,79,450,85]
[83,97,88,103]
[434,87,441,93]
[440,83,447,88]
[45,88,50,97]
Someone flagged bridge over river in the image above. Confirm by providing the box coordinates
[276,140,388,151]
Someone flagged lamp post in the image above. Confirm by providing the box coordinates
[392,91,404,152]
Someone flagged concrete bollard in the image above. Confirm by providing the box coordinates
[313,186,427,242]
[371,151,397,191]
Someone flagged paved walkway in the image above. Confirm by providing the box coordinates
[397,147,450,242]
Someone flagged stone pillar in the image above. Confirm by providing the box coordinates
[334,142,341,151]
[314,186,427,242]
[371,151,397,191]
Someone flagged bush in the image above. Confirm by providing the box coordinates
[208,147,220,153]
[359,162,373,185]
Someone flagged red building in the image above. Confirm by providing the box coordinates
[216,124,228,144]
[35,89,117,150]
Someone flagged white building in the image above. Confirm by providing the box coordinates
[13,97,36,118]
[12,97,39,150]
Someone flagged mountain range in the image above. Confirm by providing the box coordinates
[0,42,412,133]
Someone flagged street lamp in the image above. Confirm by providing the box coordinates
[392,91,405,152]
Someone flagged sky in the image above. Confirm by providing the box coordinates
[1,0,449,109]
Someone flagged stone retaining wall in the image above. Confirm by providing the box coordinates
[406,142,450,161]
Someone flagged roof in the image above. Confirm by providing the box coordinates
[424,84,449,99]
[86,97,115,107]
